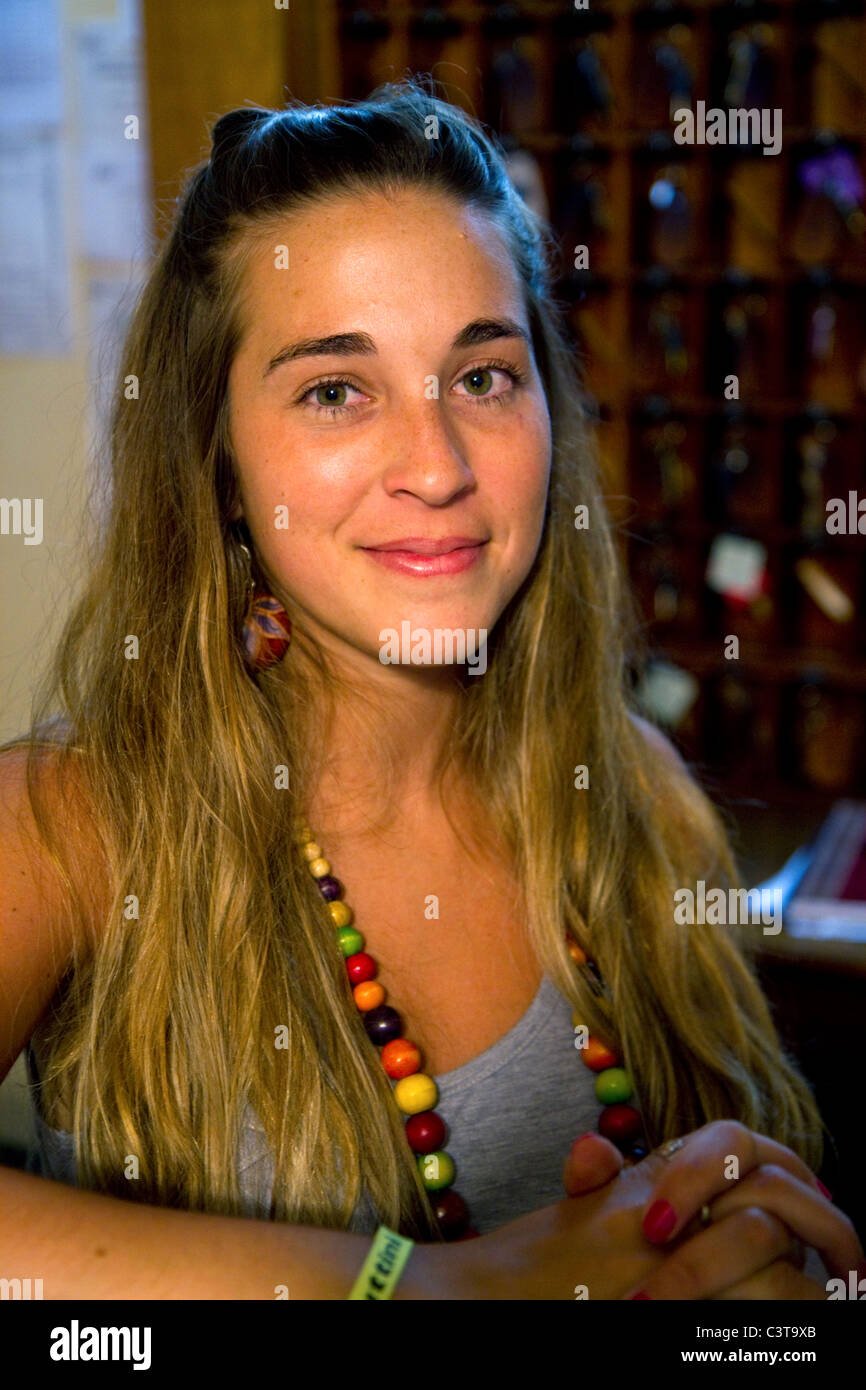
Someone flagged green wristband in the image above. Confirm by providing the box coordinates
[347,1224,415,1300]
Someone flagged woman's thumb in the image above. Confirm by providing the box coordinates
[562,1131,625,1196]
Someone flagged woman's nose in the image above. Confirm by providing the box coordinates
[379,396,476,505]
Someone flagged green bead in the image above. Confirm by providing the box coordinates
[336,925,364,957]
[594,1067,632,1105]
[417,1150,455,1191]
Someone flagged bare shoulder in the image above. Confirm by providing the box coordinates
[0,740,107,925]
[0,742,107,1085]
[627,710,688,774]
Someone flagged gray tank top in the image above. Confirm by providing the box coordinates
[24,972,599,1235]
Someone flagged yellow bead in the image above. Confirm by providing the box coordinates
[302,841,322,861]
[329,899,353,928]
[393,1073,438,1115]
[309,857,331,878]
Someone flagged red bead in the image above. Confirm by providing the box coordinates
[381,1038,422,1079]
[405,1111,446,1153]
[346,952,376,985]
[432,1188,470,1239]
[597,1103,642,1146]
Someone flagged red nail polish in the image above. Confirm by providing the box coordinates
[816,1180,832,1200]
[630,1291,652,1300]
[643,1199,677,1243]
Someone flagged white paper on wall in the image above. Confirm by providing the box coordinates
[0,0,64,131]
[0,0,72,354]
[0,127,73,355]
[71,0,150,261]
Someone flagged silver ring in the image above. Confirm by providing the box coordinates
[657,1137,686,1161]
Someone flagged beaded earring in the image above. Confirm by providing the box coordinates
[236,538,292,674]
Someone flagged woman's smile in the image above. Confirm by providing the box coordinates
[360,538,488,576]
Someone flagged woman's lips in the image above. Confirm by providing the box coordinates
[361,542,487,576]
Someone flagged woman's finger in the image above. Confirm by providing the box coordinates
[711,1257,829,1301]
[562,1132,624,1196]
[623,1205,798,1300]
[700,1163,864,1284]
[640,1120,828,1247]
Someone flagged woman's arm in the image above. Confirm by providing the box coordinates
[0,1164,461,1300]
[6,1125,848,1301]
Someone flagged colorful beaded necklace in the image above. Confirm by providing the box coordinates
[294,816,648,1241]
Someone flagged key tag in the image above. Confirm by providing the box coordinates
[705,533,769,613]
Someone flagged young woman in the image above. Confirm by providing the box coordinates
[1,82,861,1300]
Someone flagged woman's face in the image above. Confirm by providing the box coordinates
[226,185,552,676]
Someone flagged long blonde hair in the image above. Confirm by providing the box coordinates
[8,81,823,1241]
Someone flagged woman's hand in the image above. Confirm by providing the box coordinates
[614,1120,864,1300]
[556,1121,863,1301]
[455,1120,862,1299]
[453,1153,686,1299]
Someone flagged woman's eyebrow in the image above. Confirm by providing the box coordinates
[262,316,529,379]
[452,316,530,350]
[263,331,375,377]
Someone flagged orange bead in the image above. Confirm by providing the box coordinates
[566,937,587,966]
[581,1035,620,1071]
[382,1037,422,1080]
[353,980,385,1012]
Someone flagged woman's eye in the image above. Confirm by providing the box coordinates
[316,382,349,407]
[299,379,367,414]
[462,368,495,396]
[453,366,518,401]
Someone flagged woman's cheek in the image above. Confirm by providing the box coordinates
[515,416,553,522]
[517,394,553,478]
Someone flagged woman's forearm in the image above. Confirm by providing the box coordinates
[0,1164,460,1300]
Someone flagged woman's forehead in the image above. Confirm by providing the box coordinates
[237,186,514,283]
[232,190,525,354]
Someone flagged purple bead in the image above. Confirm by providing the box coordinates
[318,875,342,901]
[363,1005,402,1045]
